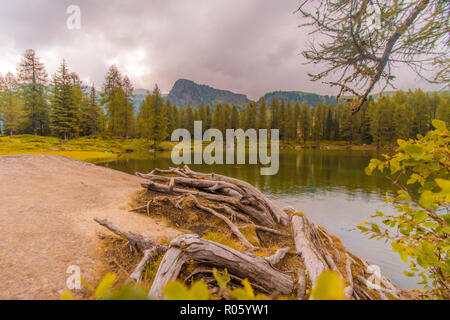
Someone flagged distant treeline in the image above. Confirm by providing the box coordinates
[1,50,449,146]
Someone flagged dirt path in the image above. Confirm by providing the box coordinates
[0,155,180,300]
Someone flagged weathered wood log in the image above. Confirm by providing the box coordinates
[186,195,257,251]
[296,268,307,300]
[94,218,155,252]
[264,247,290,266]
[129,245,168,284]
[344,253,354,300]
[142,180,275,226]
[137,173,245,199]
[148,234,294,300]
[148,248,189,300]
[291,215,328,287]
[182,166,290,225]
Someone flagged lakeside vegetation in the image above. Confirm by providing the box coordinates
[1,50,448,155]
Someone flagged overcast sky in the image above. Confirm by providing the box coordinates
[0,0,442,100]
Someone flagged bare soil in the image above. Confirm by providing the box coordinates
[0,155,180,300]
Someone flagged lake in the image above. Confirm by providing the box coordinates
[98,149,420,289]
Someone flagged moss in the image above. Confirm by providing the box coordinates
[202,231,244,252]
[240,225,260,247]
[0,135,164,162]
[141,255,163,289]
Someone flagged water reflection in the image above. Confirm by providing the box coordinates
[98,149,422,289]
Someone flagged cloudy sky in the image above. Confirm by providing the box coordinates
[0,0,442,100]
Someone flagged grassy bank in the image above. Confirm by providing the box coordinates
[0,135,394,163]
[0,135,174,163]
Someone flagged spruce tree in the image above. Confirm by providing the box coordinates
[257,98,267,130]
[299,104,311,143]
[231,105,240,130]
[16,49,49,135]
[0,73,23,137]
[270,98,280,130]
[50,60,80,140]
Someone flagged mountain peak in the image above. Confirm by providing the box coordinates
[167,79,250,108]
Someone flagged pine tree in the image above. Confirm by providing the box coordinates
[85,86,101,136]
[231,105,240,130]
[50,60,80,140]
[294,102,301,141]
[212,104,225,133]
[257,98,267,130]
[184,104,194,134]
[285,102,296,141]
[101,65,127,137]
[279,99,286,139]
[0,73,23,137]
[16,49,49,135]
[436,93,450,125]
[165,100,175,135]
[122,75,136,137]
[223,104,232,130]
[269,98,280,130]
[299,104,311,143]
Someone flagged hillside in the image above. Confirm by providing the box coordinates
[166,79,251,108]
[259,91,338,107]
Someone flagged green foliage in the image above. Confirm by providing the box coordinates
[164,280,209,300]
[360,120,450,298]
[297,1,449,113]
[164,268,267,300]
[311,271,346,300]
[60,272,149,300]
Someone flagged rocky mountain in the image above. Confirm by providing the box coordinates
[258,91,338,107]
[166,79,251,108]
[131,79,341,112]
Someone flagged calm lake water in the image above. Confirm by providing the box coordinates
[98,149,420,289]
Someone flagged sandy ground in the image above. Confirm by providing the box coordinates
[0,155,180,300]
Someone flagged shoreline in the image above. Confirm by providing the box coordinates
[0,135,396,164]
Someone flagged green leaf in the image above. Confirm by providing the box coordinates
[164,280,209,300]
[422,222,439,229]
[164,281,190,300]
[405,144,422,156]
[432,119,446,130]
[213,268,231,290]
[94,272,116,299]
[311,271,346,300]
[105,284,149,300]
[189,281,209,300]
[60,290,74,300]
[413,211,428,223]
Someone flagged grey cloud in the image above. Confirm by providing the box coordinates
[0,0,443,100]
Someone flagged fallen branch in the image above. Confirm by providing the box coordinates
[182,166,290,225]
[149,234,294,300]
[142,180,274,226]
[291,215,328,287]
[129,245,168,284]
[94,218,155,252]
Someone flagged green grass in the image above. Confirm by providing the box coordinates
[0,135,171,163]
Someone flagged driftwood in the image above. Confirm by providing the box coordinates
[296,268,307,300]
[94,218,167,285]
[141,180,274,226]
[129,245,168,284]
[94,166,413,301]
[291,215,328,287]
[181,166,290,225]
[148,234,294,300]
[94,218,155,252]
